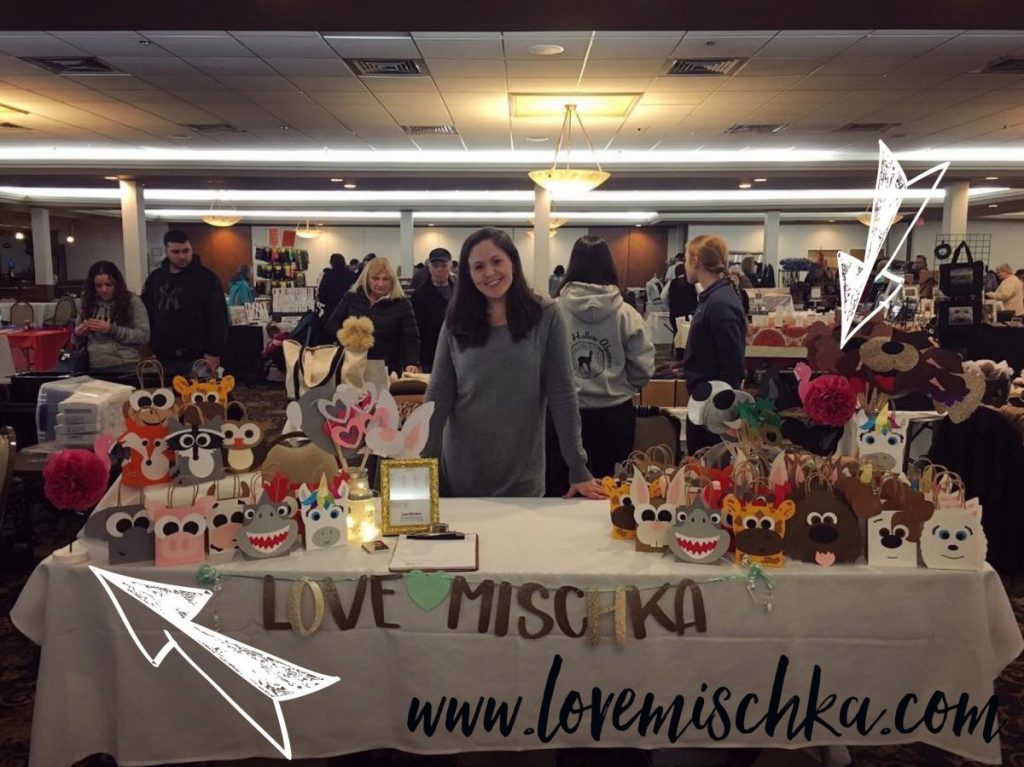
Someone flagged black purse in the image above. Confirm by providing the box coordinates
[938,240,983,297]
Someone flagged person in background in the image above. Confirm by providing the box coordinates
[727,268,752,317]
[318,253,356,319]
[411,248,455,373]
[547,235,655,493]
[227,263,255,306]
[424,227,603,499]
[984,269,999,294]
[682,234,747,453]
[663,263,699,334]
[645,271,665,312]
[731,263,754,290]
[740,256,760,289]
[410,261,429,290]
[548,264,565,298]
[1016,268,1024,287]
[261,322,290,372]
[349,258,360,270]
[142,229,228,376]
[325,256,420,375]
[74,260,150,371]
[911,255,928,283]
[987,263,1024,315]
[664,252,685,283]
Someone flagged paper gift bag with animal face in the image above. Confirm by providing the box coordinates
[298,476,347,550]
[83,504,154,564]
[726,493,796,568]
[784,482,862,566]
[855,402,906,473]
[667,495,730,564]
[151,495,214,567]
[237,490,300,559]
[921,504,987,571]
[118,399,175,488]
[629,467,678,552]
[165,415,226,484]
[205,480,253,557]
[173,373,235,422]
[867,480,933,568]
[604,476,637,540]
[220,402,265,474]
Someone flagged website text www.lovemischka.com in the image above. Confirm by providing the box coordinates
[408,654,1002,744]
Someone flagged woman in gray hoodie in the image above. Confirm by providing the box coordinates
[547,236,655,493]
[74,260,150,371]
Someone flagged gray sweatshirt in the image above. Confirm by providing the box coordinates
[556,283,655,408]
[76,294,150,369]
[424,301,591,497]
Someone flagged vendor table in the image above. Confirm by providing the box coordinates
[1,327,70,371]
[646,310,674,345]
[12,491,1022,766]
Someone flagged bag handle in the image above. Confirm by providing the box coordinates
[225,400,248,422]
[264,431,312,451]
[136,359,165,389]
[951,240,974,265]
[166,480,201,508]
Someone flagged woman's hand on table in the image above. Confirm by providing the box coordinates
[74,321,90,337]
[563,479,608,500]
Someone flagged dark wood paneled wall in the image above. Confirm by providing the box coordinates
[589,226,669,288]
[174,224,252,291]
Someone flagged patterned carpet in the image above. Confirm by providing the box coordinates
[1,380,1022,766]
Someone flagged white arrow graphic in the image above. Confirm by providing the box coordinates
[90,566,339,760]
[838,141,949,348]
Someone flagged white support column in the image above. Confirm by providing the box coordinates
[763,211,781,269]
[399,210,414,277]
[941,181,969,239]
[119,179,148,293]
[533,185,551,291]
[29,208,53,288]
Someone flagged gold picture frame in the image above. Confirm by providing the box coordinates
[380,458,440,535]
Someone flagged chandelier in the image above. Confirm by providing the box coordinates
[201,193,241,227]
[528,104,610,195]
[856,211,903,227]
[295,219,323,239]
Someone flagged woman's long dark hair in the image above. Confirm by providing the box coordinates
[558,235,619,294]
[447,227,542,348]
[82,260,133,325]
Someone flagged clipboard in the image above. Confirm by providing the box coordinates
[388,534,479,572]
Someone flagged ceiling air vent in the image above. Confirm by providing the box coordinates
[346,59,428,77]
[0,122,29,130]
[21,56,118,75]
[667,58,745,76]
[179,123,246,134]
[725,123,786,135]
[836,122,902,132]
[402,125,458,135]
[981,58,1024,74]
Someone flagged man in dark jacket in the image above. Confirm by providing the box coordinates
[142,229,228,376]
[410,248,454,372]
[317,253,355,318]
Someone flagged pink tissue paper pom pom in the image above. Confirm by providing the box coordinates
[43,449,109,512]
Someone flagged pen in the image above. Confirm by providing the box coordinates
[407,533,465,540]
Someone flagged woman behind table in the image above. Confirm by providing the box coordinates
[325,255,420,375]
[227,263,255,306]
[547,236,655,492]
[424,227,604,499]
[74,260,150,371]
[682,235,747,453]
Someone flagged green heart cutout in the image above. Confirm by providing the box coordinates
[404,570,452,612]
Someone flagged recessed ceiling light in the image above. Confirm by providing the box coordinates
[524,136,549,143]
[754,178,767,182]
[14,231,25,240]
[344,183,357,189]
[738,181,752,189]
[330,177,344,182]
[511,93,640,118]
[986,176,999,180]
[427,223,435,227]
[828,219,835,223]
[634,223,642,227]
[989,203,999,208]
[529,44,565,56]
[104,176,118,180]
[280,125,291,131]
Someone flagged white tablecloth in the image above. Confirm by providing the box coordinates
[645,311,674,345]
[12,493,1022,766]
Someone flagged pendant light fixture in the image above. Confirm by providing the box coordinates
[294,219,323,239]
[201,191,241,227]
[528,104,610,195]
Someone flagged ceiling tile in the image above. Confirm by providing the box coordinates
[719,75,803,91]
[576,77,656,92]
[307,91,379,107]
[87,76,168,91]
[506,77,583,92]
[424,59,506,78]
[939,74,1013,90]
[133,101,223,123]
[582,59,668,77]
[262,58,354,76]
[892,56,992,75]
[501,32,593,59]
[186,57,274,76]
[588,33,683,60]
[647,76,724,93]
[0,75,85,90]
[50,32,171,58]
[871,73,954,90]
[505,59,584,78]
[434,77,507,93]
[142,32,252,57]
[815,56,911,75]
[756,33,863,58]
[842,34,956,57]
[139,74,225,90]
[672,32,776,60]
[290,76,366,92]
[359,76,439,93]
[0,56,50,76]
[0,33,88,57]
[229,32,337,58]
[213,75,296,91]
[407,134,465,149]
[323,36,420,59]
[638,91,711,106]
[929,34,1024,58]
[411,33,503,60]
[736,57,826,76]
[329,103,399,130]
[840,89,921,105]
[104,57,198,75]
[442,93,510,120]
[789,75,878,91]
